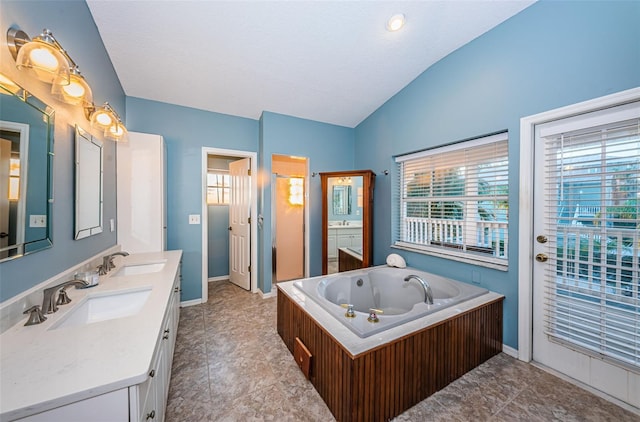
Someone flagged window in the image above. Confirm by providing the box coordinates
[207,170,230,205]
[395,132,509,268]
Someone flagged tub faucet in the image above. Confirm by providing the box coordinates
[403,275,433,304]
[42,279,90,314]
[98,251,130,275]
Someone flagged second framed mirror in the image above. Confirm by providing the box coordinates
[320,170,375,274]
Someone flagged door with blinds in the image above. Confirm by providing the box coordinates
[532,101,639,404]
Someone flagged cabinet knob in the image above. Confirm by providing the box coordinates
[149,369,155,378]
[146,410,156,420]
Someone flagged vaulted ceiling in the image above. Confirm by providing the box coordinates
[87,1,535,128]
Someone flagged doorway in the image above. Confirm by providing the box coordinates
[519,88,640,409]
[201,148,258,302]
[272,154,308,283]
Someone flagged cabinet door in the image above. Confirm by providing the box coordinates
[117,132,165,253]
[327,230,337,258]
[17,389,129,422]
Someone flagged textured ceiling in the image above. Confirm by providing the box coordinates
[86,1,535,128]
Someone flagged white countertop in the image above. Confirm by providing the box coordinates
[278,277,503,357]
[0,250,182,421]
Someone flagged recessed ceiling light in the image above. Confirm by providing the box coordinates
[386,14,405,32]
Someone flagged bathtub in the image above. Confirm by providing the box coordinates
[293,266,488,338]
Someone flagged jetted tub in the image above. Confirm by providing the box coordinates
[294,266,488,338]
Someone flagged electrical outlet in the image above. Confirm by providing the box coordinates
[29,215,47,228]
[189,214,201,225]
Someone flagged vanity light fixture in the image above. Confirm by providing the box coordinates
[86,102,128,142]
[52,66,93,106]
[7,27,93,107]
[386,14,406,32]
[7,28,70,86]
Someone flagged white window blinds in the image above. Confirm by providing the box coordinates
[542,115,640,369]
[395,132,509,268]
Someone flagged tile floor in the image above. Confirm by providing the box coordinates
[166,280,639,421]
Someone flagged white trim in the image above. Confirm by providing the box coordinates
[392,244,508,271]
[502,344,518,359]
[395,131,508,162]
[207,275,229,282]
[517,87,640,363]
[259,286,277,299]
[201,147,258,304]
[530,361,640,417]
[1,120,30,248]
[179,298,203,308]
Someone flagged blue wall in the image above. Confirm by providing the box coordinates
[208,205,229,277]
[125,97,258,301]
[354,0,640,348]
[259,112,355,293]
[0,0,123,301]
[1,0,638,352]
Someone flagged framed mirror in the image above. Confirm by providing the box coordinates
[320,170,375,275]
[332,185,351,215]
[0,76,54,262]
[74,126,103,239]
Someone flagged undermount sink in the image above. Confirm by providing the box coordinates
[50,287,152,330]
[111,261,166,277]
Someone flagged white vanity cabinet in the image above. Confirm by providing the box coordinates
[130,269,181,422]
[336,228,362,250]
[1,251,183,422]
[327,227,362,259]
[327,229,338,259]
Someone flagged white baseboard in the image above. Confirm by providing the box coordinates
[180,299,203,307]
[259,286,277,299]
[207,275,229,282]
[502,344,518,359]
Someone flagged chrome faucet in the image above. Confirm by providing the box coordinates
[98,251,130,275]
[42,279,90,314]
[404,275,434,304]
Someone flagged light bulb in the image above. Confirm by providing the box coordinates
[62,79,85,98]
[95,111,112,126]
[110,124,124,136]
[29,47,59,70]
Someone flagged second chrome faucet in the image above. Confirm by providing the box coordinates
[98,251,130,275]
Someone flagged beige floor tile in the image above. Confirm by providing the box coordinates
[166,280,639,422]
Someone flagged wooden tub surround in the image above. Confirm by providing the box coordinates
[277,285,504,422]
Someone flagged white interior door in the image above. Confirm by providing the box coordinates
[229,158,251,290]
[532,101,640,407]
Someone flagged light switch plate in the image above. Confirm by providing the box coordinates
[110,219,115,232]
[189,214,201,225]
[29,215,46,228]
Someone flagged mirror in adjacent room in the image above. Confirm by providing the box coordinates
[74,126,103,239]
[0,75,54,262]
[320,170,375,275]
[332,184,351,215]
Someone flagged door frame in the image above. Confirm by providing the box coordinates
[517,87,640,362]
[201,147,258,302]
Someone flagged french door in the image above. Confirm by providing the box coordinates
[532,100,640,406]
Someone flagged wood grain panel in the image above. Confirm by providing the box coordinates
[277,289,503,422]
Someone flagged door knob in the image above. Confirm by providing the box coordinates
[536,235,548,244]
[228,226,232,231]
[535,253,548,262]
